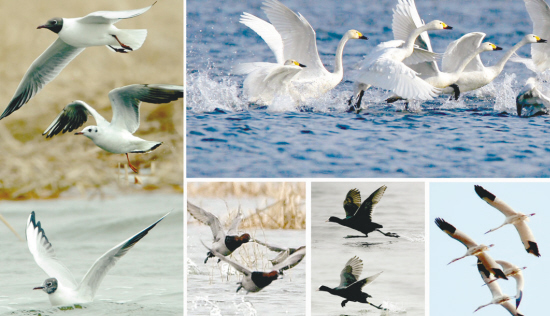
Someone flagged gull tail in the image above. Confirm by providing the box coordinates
[108,29,148,52]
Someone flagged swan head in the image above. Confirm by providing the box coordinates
[480,42,503,52]
[284,59,307,68]
[425,20,453,30]
[346,29,368,40]
[525,34,547,44]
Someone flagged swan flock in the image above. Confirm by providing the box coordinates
[232,0,550,115]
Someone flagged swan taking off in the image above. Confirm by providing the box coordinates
[235,0,367,105]
[443,33,546,94]
[523,0,550,72]
[434,217,508,280]
[476,259,523,316]
[474,185,541,257]
[351,0,451,109]
[516,77,550,116]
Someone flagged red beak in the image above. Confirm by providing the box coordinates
[37,25,47,29]
[74,132,84,135]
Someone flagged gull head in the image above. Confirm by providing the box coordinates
[284,59,307,68]
[33,278,57,294]
[37,18,63,34]
[426,20,453,30]
[75,126,100,139]
[526,34,547,44]
[481,42,503,52]
[347,29,368,40]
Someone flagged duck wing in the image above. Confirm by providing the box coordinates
[187,201,225,242]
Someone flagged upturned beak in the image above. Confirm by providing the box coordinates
[74,132,84,135]
[538,38,548,43]
[359,35,368,40]
[33,286,44,290]
[494,46,503,51]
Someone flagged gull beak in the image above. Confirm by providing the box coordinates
[37,25,47,29]
[74,132,84,135]
[33,286,44,290]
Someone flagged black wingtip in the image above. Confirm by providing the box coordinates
[474,185,495,201]
[527,241,541,257]
[434,217,456,234]
[493,268,508,280]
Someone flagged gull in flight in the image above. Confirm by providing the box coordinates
[42,84,184,173]
[27,211,167,307]
[0,2,156,120]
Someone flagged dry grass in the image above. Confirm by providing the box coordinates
[0,0,183,199]
[187,182,306,229]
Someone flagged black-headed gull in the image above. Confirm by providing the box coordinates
[187,201,251,263]
[200,240,305,293]
[42,84,184,173]
[27,211,167,307]
[0,2,156,120]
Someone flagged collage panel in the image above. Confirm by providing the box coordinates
[430,182,548,316]
[186,182,306,315]
[311,182,425,315]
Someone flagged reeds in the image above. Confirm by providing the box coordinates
[0,0,183,199]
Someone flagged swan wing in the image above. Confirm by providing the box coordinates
[442,32,486,73]
[233,62,279,75]
[434,217,478,248]
[403,47,442,65]
[187,201,225,242]
[26,212,78,288]
[355,56,439,100]
[525,0,550,71]
[261,0,326,75]
[240,12,284,64]
[339,256,362,287]
[513,221,540,257]
[263,64,303,84]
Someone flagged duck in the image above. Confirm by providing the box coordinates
[474,185,540,257]
[201,241,305,293]
[253,239,305,272]
[318,256,383,308]
[187,201,251,263]
[236,0,367,104]
[327,186,399,238]
[434,217,508,280]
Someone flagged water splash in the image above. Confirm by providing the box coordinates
[187,258,201,275]
[186,70,247,112]
[192,296,222,316]
[379,300,407,313]
[494,73,518,113]
[399,234,425,242]
[233,297,257,316]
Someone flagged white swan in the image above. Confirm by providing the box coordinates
[235,0,367,104]
[442,34,546,93]
[516,77,550,116]
[523,0,550,71]
[350,0,451,109]
[234,58,306,104]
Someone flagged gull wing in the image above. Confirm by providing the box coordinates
[474,185,518,217]
[77,213,167,299]
[441,32,486,73]
[201,241,251,276]
[262,0,326,76]
[354,185,387,221]
[240,12,284,64]
[343,189,361,218]
[434,217,478,248]
[226,207,243,235]
[345,271,383,291]
[26,212,78,289]
[271,246,305,272]
[513,220,540,257]
[42,101,108,138]
[79,2,156,24]
[524,0,550,71]
[339,256,363,287]
[187,201,225,242]
[0,38,84,120]
[109,84,183,133]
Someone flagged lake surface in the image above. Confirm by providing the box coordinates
[186,0,550,177]
[186,197,306,315]
[0,193,183,316]
[311,182,425,315]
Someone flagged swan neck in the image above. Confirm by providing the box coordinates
[493,39,527,72]
[453,48,484,74]
[333,33,350,76]
[404,25,428,53]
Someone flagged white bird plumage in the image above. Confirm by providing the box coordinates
[523,0,550,72]
[474,185,541,257]
[42,84,183,173]
[0,2,156,120]
[476,259,523,315]
[27,211,167,306]
[236,0,367,104]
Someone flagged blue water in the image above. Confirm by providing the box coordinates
[186,0,550,177]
